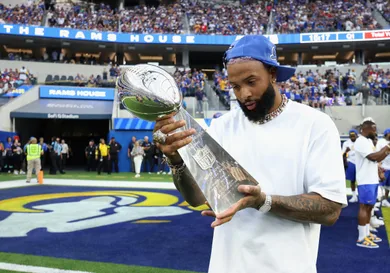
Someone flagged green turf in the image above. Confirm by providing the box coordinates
[0,270,25,273]
[0,171,173,182]
[345,180,351,189]
[382,207,390,244]
[0,252,201,273]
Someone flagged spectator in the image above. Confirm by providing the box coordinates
[0,1,45,26]
[375,0,390,23]
[185,1,268,35]
[0,66,36,96]
[272,0,380,34]
[119,3,183,34]
[47,2,119,32]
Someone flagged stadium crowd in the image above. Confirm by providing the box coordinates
[47,2,119,32]
[0,0,45,26]
[272,0,380,34]
[0,66,36,96]
[213,64,390,110]
[375,0,390,23]
[0,0,386,35]
[185,0,269,35]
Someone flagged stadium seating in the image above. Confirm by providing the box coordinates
[185,1,269,35]
[1,0,387,34]
[272,0,381,34]
[375,0,390,23]
[213,64,390,109]
[0,66,36,96]
[0,1,45,25]
[119,2,184,34]
[47,2,119,32]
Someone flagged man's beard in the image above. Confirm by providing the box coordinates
[367,133,376,141]
[238,82,276,123]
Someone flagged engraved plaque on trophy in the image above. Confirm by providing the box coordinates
[116,64,258,214]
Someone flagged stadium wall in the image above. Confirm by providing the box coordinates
[0,131,17,143]
[0,85,40,132]
[0,60,178,83]
[325,105,390,134]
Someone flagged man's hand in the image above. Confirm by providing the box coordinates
[153,112,196,163]
[201,185,265,228]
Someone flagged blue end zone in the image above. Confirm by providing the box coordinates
[0,185,214,272]
[1,186,389,273]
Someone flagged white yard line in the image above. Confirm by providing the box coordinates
[0,180,32,190]
[0,262,92,273]
[0,179,177,190]
[42,179,177,190]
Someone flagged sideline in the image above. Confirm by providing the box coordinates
[0,262,91,273]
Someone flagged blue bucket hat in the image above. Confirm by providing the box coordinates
[384,128,390,136]
[223,35,296,82]
[349,129,359,135]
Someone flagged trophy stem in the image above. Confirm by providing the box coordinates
[171,109,258,214]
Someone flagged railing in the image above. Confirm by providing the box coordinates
[183,13,191,34]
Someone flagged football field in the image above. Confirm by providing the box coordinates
[0,172,389,273]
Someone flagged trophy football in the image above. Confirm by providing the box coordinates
[116,64,258,214]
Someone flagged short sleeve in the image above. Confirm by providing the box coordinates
[304,116,348,207]
[341,140,348,154]
[354,137,372,158]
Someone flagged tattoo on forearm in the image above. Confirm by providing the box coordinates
[271,193,342,226]
[173,167,206,207]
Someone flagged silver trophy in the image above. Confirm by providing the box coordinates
[116,64,258,214]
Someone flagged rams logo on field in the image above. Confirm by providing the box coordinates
[0,191,208,238]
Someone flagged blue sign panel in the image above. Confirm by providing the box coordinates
[338,32,364,41]
[300,33,338,43]
[39,86,115,101]
[0,24,299,45]
[300,31,366,43]
[1,24,389,45]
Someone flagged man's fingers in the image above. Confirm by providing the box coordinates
[154,117,175,133]
[238,185,260,195]
[211,216,233,228]
[215,202,241,219]
[159,137,193,155]
[155,112,177,122]
[160,120,186,135]
[165,129,196,145]
[201,210,216,217]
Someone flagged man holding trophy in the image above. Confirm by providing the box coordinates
[117,35,347,273]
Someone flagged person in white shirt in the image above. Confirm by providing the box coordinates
[354,121,390,248]
[60,139,69,172]
[152,35,347,273]
[342,129,359,202]
[376,129,390,207]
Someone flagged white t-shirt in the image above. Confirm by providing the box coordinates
[354,136,378,185]
[377,138,390,170]
[341,138,357,164]
[206,100,347,273]
[61,143,69,155]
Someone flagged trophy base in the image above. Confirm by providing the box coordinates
[173,109,258,214]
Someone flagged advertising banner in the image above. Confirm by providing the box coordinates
[39,85,115,101]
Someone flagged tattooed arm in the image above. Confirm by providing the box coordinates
[269,193,342,226]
